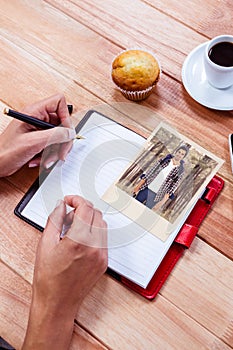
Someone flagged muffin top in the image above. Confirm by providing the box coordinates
[112,50,160,91]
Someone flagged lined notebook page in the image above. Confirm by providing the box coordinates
[22,112,191,288]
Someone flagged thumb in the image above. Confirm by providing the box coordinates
[28,127,76,154]
[42,200,67,247]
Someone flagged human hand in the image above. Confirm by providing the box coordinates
[133,179,146,196]
[34,195,107,315]
[132,186,139,196]
[22,196,107,350]
[153,193,170,211]
[0,94,75,177]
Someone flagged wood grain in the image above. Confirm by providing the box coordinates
[0,1,232,349]
[0,181,232,348]
[0,0,232,260]
[45,0,204,80]
[143,0,233,37]
[0,262,108,350]
[72,237,233,348]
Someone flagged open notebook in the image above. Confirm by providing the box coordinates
[15,110,224,294]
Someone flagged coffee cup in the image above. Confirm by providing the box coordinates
[203,35,233,89]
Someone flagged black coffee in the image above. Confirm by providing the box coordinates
[208,41,233,67]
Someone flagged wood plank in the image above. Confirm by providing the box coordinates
[198,179,233,259]
[71,326,109,350]
[42,0,233,143]
[0,1,232,171]
[45,0,204,81]
[143,0,233,38]
[163,239,233,344]
[0,179,39,284]
[0,2,232,349]
[0,36,100,113]
[1,182,232,348]
[3,0,230,183]
[0,269,30,349]
[75,267,233,350]
[1,250,232,350]
[74,238,233,349]
[0,262,108,350]
[0,0,232,260]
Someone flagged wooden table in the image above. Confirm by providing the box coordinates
[0,1,232,349]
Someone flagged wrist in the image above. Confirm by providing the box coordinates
[0,140,7,177]
[22,295,75,350]
[0,136,16,177]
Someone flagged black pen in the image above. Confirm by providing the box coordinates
[3,105,84,139]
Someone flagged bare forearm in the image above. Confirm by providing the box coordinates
[153,193,170,210]
[133,179,146,193]
[22,196,107,350]
[22,298,75,350]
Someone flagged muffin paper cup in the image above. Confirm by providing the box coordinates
[118,85,155,101]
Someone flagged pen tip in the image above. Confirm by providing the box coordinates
[75,135,85,140]
[3,107,9,115]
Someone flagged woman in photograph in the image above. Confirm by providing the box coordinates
[133,145,189,211]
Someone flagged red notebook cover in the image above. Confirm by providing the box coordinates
[107,175,224,300]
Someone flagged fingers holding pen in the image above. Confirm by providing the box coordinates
[22,93,72,128]
[90,209,108,270]
[65,196,108,273]
[64,195,95,241]
[22,94,74,168]
[24,126,74,169]
[91,209,108,247]
[64,195,108,249]
[44,93,72,128]
[41,199,67,248]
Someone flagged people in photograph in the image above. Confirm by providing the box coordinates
[133,145,189,211]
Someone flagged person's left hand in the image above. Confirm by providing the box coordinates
[0,94,75,177]
[153,193,170,211]
[22,195,108,350]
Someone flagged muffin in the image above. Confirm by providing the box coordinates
[111,49,160,101]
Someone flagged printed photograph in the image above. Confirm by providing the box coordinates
[115,123,220,224]
[102,122,223,240]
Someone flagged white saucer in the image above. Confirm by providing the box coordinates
[182,42,233,110]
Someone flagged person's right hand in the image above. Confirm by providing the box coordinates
[133,179,146,196]
[0,94,74,177]
[22,196,107,350]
